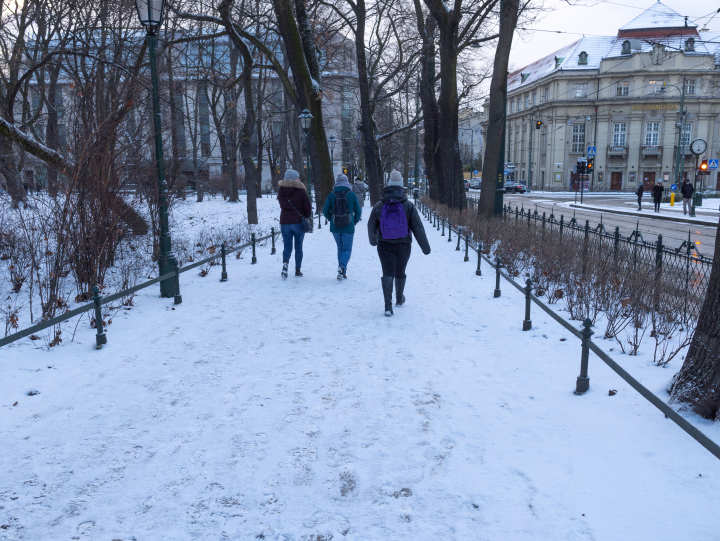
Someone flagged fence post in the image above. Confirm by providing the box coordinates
[271,227,276,255]
[542,212,546,229]
[447,220,451,241]
[433,213,436,228]
[318,212,322,230]
[251,233,257,264]
[494,257,502,298]
[173,261,182,305]
[523,278,533,331]
[455,227,462,250]
[574,319,594,395]
[92,285,107,349]
[560,214,564,236]
[220,242,228,282]
[655,234,663,270]
[614,226,620,257]
[476,241,483,276]
[441,218,445,235]
[464,233,470,262]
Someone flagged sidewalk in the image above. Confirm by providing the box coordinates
[2,197,719,540]
[563,200,719,226]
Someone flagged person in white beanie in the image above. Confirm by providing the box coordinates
[277,169,312,279]
[367,169,430,316]
[323,173,362,280]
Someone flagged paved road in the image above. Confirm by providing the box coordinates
[469,192,718,257]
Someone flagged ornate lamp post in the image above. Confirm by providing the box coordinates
[299,108,314,205]
[328,135,337,177]
[134,0,178,298]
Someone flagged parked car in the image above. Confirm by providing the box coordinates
[504,181,526,194]
[469,178,481,189]
[464,179,470,191]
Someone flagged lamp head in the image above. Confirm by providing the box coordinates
[299,108,313,131]
[328,134,337,150]
[135,0,166,31]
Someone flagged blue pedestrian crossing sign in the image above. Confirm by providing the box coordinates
[587,146,596,156]
[708,159,718,170]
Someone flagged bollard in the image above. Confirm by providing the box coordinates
[464,234,470,262]
[494,257,502,298]
[574,319,594,395]
[476,241,483,276]
[442,218,445,236]
[173,260,183,305]
[220,242,228,282]
[271,227,276,255]
[433,213,436,228]
[318,212,322,230]
[447,221,452,242]
[523,278,533,331]
[456,227,462,251]
[251,233,257,264]
[92,285,107,349]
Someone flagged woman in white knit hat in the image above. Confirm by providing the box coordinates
[367,170,431,316]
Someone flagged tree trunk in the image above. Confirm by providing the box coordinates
[479,0,519,216]
[670,219,720,420]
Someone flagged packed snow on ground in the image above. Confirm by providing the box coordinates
[2,196,720,540]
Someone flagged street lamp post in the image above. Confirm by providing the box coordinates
[661,77,687,189]
[299,109,314,206]
[328,135,337,177]
[134,0,179,299]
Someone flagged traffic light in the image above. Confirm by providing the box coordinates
[700,159,708,172]
[342,166,349,176]
[535,120,542,130]
[587,157,594,173]
[577,158,586,175]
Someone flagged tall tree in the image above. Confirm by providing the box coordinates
[670,220,720,420]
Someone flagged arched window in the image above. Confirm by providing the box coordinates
[685,38,695,52]
[621,40,631,55]
[578,51,588,65]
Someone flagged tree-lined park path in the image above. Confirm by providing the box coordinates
[2,200,719,540]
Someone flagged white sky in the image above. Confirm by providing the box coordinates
[509,0,720,71]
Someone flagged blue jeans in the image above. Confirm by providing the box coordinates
[332,232,354,269]
[281,223,305,268]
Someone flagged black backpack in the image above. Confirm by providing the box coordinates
[333,190,351,228]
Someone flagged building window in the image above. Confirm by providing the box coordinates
[612,122,627,146]
[644,122,660,146]
[574,84,587,98]
[517,98,522,111]
[541,126,547,155]
[525,94,530,108]
[685,37,695,52]
[616,81,629,96]
[621,40,631,55]
[685,79,696,94]
[578,51,588,65]
[532,92,537,106]
[571,123,586,153]
[544,86,550,102]
[510,101,515,113]
[647,80,664,94]
[680,122,693,147]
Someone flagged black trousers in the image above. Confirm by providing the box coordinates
[377,242,411,278]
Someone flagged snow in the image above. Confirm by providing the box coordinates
[2,196,720,540]
[619,2,692,31]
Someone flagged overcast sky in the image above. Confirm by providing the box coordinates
[508,0,720,71]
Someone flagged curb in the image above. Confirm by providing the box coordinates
[568,204,717,227]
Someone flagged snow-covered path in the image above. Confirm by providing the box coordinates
[2,199,720,540]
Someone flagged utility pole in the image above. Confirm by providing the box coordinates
[672,76,687,187]
[528,110,534,191]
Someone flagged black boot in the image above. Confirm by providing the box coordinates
[381,276,394,316]
[295,267,303,277]
[395,277,406,306]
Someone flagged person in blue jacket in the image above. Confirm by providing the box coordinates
[323,173,362,280]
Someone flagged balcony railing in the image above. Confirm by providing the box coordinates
[607,145,628,156]
[641,145,662,156]
[677,145,694,156]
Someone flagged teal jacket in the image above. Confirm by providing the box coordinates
[323,187,362,234]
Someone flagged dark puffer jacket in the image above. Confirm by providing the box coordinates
[651,184,664,203]
[681,181,694,199]
[277,179,312,224]
[367,185,431,254]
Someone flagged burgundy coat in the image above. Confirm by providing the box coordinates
[277,179,312,224]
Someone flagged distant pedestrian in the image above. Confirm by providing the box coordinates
[323,173,362,280]
[651,181,664,212]
[277,169,312,279]
[352,177,367,206]
[636,183,644,211]
[681,178,694,215]
[367,170,431,317]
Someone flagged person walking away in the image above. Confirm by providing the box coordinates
[352,177,367,207]
[323,173,362,280]
[681,178,694,215]
[367,170,431,317]
[277,169,312,279]
[651,181,664,213]
[636,182,644,211]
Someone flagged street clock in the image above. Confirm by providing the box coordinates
[690,138,707,156]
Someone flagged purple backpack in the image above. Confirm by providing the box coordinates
[380,200,409,240]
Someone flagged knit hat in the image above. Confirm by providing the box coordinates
[388,170,404,187]
[283,169,300,181]
[334,173,352,190]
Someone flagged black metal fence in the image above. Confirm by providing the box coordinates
[0,230,278,350]
[416,199,720,462]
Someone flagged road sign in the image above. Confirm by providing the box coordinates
[587,146,596,156]
[473,170,478,175]
[709,159,718,170]
[671,184,677,191]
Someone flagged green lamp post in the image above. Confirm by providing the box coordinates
[328,134,337,177]
[134,0,179,298]
[299,108,314,205]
